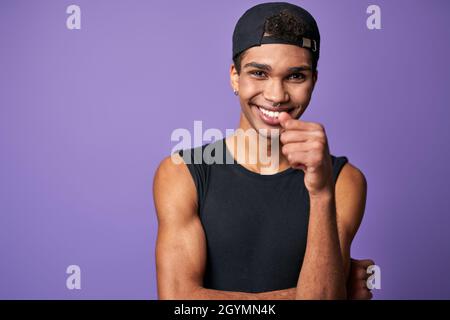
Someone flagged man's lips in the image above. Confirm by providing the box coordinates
[250,103,294,113]
[250,103,296,126]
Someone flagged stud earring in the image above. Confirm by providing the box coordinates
[233,89,239,96]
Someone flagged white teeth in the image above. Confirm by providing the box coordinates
[258,106,279,118]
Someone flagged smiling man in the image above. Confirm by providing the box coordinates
[153,2,375,300]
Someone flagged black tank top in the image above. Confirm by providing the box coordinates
[176,136,348,293]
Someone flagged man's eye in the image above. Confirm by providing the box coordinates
[288,73,305,80]
[250,70,266,77]
[249,71,305,81]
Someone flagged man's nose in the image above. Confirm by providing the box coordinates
[263,80,288,105]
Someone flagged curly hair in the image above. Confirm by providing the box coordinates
[233,9,319,74]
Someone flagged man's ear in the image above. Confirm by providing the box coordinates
[230,64,239,92]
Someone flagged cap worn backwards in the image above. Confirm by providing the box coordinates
[232,2,320,61]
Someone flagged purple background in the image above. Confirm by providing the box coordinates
[1,0,449,299]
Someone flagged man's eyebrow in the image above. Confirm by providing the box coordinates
[288,66,311,72]
[243,62,311,72]
[243,62,272,71]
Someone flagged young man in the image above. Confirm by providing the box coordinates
[153,2,375,299]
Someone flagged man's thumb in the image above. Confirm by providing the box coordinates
[278,111,292,127]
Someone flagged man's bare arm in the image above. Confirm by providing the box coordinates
[154,153,295,300]
[294,161,369,299]
[295,188,347,299]
[335,163,371,299]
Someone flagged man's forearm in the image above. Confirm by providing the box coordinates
[183,286,296,300]
[295,189,347,299]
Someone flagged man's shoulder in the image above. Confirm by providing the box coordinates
[153,153,195,192]
[153,154,198,221]
[155,153,186,176]
[338,162,367,187]
[335,161,367,214]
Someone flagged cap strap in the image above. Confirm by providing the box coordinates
[260,35,317,52]
[301,37,317,52]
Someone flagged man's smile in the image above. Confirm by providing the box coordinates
[250,103,296,126]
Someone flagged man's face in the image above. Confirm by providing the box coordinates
[230,43,317,138]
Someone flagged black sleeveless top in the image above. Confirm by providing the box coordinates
[176,137,348,293]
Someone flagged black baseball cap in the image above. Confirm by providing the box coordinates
[232,2,320,62]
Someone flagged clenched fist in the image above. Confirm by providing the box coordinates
[347,258,375,300]
[279,111,333,197]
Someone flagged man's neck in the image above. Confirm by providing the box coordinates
[226,118,291,174]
